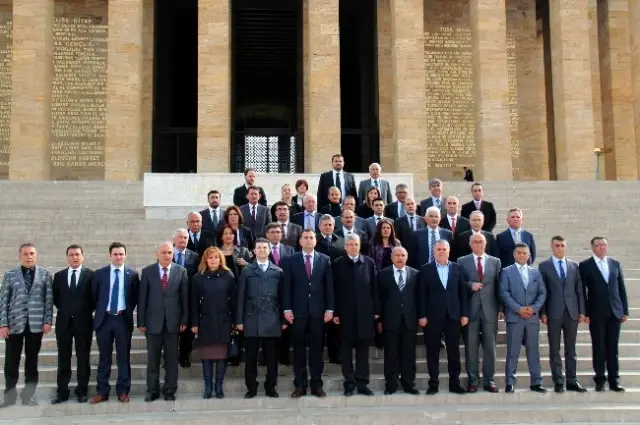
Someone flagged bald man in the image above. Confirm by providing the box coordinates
[137,242,189,402]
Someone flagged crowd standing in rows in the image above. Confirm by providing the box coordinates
[0,154,629,407]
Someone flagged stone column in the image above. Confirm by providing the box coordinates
[389,0,428,182]
[141,0,154,173]
[377,0,394,171]
[105,0,144,180]
[303,0,341,172]
[470,0,512,180]
[627,0,640,176]
[549,0,596,180]
[598,0,636,179]
[9,0,53,180]
[197,0,230,172]
[588,0,604,153]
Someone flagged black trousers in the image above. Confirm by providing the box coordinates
[279,326,291,364]
[179,328,194,362]
[146,332,179,396]
[341,335,371,391]
[244,337,278,391]
[56,323,92,398]
[4,328,43,401]
[326,322,341,362]
[589,316,621,385]
[384,320,417,391]
[424,317,461,387]
[292,318,325,390]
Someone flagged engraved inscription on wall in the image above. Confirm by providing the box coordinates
[507,32,521,178]
[50,16,107,180]
[424,0,476,177]
[0,15,11,180]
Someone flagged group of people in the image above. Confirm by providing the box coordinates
[0,154,629,407]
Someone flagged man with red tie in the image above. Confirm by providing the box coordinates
[439,196,470,237]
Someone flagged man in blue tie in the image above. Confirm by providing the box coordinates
[90,242,140,404]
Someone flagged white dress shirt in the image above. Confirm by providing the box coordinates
[257,260,269,272]
[393,266,406,285]
[431,196,442,208]
[342,226,354,236]
[474,200,482,210]
[67,266,82,287]
[108,265,126,312]
[593,255,610,282]
[333,169,346,200]
[158,262,172,279]
[209,207,221,223]
[473,254,486,275]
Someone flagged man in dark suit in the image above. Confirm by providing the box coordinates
[90,242,140,404]
[463,167,474,182]
[138,242,190,402]
[334,209,369,255]
[233,168,267,206]
[283,229,335,398]
[315,214,346,261]
[439,196,470,237]
[292,195,321,232]
[365,198,394,236]
[539,236,587,393]
[419,178,447,216]
[452,211,499,261]
[418,240,468,394]
[316,154,357,207]
[414,206,453,267]
[460,183,497,232]
[0,243,53,408]
[51,245,95,404]
[496,207,536,267]
[186,211,217,259]
[200,190,225,232]
[357,162,392,204]
[273,201,303,250]
[384,183,414,220]
[334,196,371,239]
[332,234,379,396]
[379,247,420,395]
[579,236,628,392]
[393,198,425,267]
[240,186,271,238]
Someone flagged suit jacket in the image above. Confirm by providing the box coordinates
[199,207,225,232]
[278,222,303,250]
[283,251,335,320]
[92,265,140,332]
[457,254,502,322]
[460,200,497,232]
[315,233,346,260]
[414,227,454,267]
[269,243,295,268]
[419,196,447,216]
[499,264,546,323]
[579,256,628,321]
[0,266,53,334]
[452,230,499,261]
[394,214,425,267]
[137,263,189,334]
[292,211,321,231]
[464,169,474,181]
[384,201,422,220]
[236,262,283,338]
[378,265,419,331]
[439,214,471,237]
[233,185,267,207]
[332,255,380,340]
[173,248,200,277]
[187,229,217,258]
[335,216,369,237]
[240,203,271,238]
[496,228,536,267]
[418,261,469,321]
[538,258,584,320]
[53,267,95,335]
[316,170,357,207]
[357,178,392,205]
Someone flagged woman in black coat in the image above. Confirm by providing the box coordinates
[191,246,236,399]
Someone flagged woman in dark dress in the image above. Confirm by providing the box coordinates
[368,218,402,271]
[356,187,382,219]
[191,247,236,399]
[223,205,255,250]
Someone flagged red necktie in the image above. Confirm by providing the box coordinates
[161,268,168,292]
[272,246,280,266]
[451,217,456,234]
[476,257,484,282]
[305,255,312,280]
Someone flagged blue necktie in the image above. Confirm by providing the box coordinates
[558,260,566,283]
[109,269,120,314]
[177,252,183,267]
[429,230,436,263]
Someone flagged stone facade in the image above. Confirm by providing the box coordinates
[0,0,638,181]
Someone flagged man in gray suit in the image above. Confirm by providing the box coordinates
[499,243,547,393]
[357,162,392,205]
[0,243,53,407]
[365,198,394,236]
[137,242,190,402]
[240,186,271,238]
[458,233,503,393]
[539,236,587,393]
[419,178,447,216]
[273,201,303,250]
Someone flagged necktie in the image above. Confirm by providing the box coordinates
[397,269,405,292]
[252,206,256,222]
[558,260,566,283]
[451,217,456,234]
[272,246,280,266]
[400,203,407,217]
[260,263,267,272]
[161,268,168,292]
[193,233,199,246]
[514,230,521,244]
[409,216,415,231]
[336,173,342,201]
[477,257,484,281]
[520,266,529,289]
[475,201,481,210]
[435,198,441,208]
[326,236,332,247]
[109,269,120,314]
[374,180,379,188]
[281,223,287,239]
[429,230,436,263]
[305,255,312,280]
[305,214,312,229]
[70,269,77,294]
[177,252,183,267]
[24,269,33,293]
[211,209,218,228]
[376,216,381,223]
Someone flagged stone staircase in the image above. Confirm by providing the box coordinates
[0,180,639,424]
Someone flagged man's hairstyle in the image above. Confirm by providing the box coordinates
[343,195,356,203]
[469,210,485,219]
[246,185,261,194]
[109,242,127,254]
[507,207,523,217]
[428,178,442,187]
[395,183,408,191]
[66,244,83,255]
[254,237,270,246]
[471,182,483,191]
[331,153,343,161]
[173,228,188,237]
[372,197,385,206]
[319,214,335,224]
[551,235,566,243]
[513,242,529,252]
[590,236,607,246]
[273,200,289,210]
[207,189,220,198]
[425,206,441,217]
[344,233,361,243]
[300,228,316,239]
[265,222,283,233]
[243,168,255,176]
[434,239,450,249]
[18,242,36,254]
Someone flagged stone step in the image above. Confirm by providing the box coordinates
[0,390,639,422]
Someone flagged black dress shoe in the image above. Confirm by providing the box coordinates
[554,384,564,393]
[610,384,625,392]
[449,385,466,394]
[404,387,420,395]
[0,399,16,408]
[426,386,439,395]
[357,387,374,396]
[22,396,38,406]
[244,390,257,399]
[265,389,279,398]
[467,385,478,393]
[311,388,326,398]
[77,395,88,403]
[51,397,68,405]
[291,388,306,398]
[145,393,159,402]
[344,389,354,396]
[215,390,224,399]
[530,385,547,393]
[384,389,395,395]
[164,394,176,401]
[566,383,587,393]
[180,359,191,368]
[483,383,499,393]
[505,385,515,393]
[595,383,605,392]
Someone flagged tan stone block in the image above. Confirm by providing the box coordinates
[630,0,640,177]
